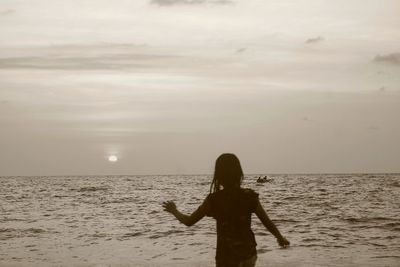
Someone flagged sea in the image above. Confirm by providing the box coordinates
[1,174,399,267]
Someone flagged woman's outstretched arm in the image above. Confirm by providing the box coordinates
[162,199,208,227]
[255,199,290,248]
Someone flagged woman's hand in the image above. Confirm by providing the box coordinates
[277,236,290,248]
[162,201,177,214]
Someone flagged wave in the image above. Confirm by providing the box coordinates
[274,219,302,223]
[371,255,400,259]
[149,229,186,239]
[368,242,387,247]
[343,217,398,223]
[24,228,46,234]
[389,181,400,187]
[121,232,142,238]
[0,228,46,240]
[77,186,109,192]
[302,238,323,242]
[299,244,347,248]
[0,217,27,222]
[0,228,14,233]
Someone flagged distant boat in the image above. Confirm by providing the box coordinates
[256,176,272,183]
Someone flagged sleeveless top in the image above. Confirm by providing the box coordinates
[203,188,259,265]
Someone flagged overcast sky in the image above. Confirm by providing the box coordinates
[0,0,399,175]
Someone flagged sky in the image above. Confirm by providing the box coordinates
[0,0,399,175]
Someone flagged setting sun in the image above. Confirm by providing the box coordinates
[108,155,118,162]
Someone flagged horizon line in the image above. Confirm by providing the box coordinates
[1,172,399,178]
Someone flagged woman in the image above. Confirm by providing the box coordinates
[162,153,289,267]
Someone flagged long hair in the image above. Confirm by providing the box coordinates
[210,153,244,193]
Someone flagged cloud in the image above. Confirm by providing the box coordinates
[373,53,400,65]
[0,44,179,71]
[305,36,324,44]
[0,9,15,16]
[150,0,233,6]
[0,55,171,70]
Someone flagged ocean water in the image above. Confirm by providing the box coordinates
[0,174,399,267]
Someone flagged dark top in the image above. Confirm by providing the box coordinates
[202,187,259,265]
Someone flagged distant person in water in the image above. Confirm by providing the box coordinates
[162,153,290,267]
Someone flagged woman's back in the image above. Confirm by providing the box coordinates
[206,188,259,265]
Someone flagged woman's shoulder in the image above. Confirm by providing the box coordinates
[240,188,259,203]
[241,187,258,196]
[208,188,259,199]
[240,188,259,212]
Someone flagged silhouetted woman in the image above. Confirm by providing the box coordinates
[162,153,289,267]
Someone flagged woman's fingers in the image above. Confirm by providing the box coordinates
[277,237,290,248]
[162,201,176,212]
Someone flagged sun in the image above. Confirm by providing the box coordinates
[108,155,118,162]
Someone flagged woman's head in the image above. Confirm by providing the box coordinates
[210,153,244,193]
